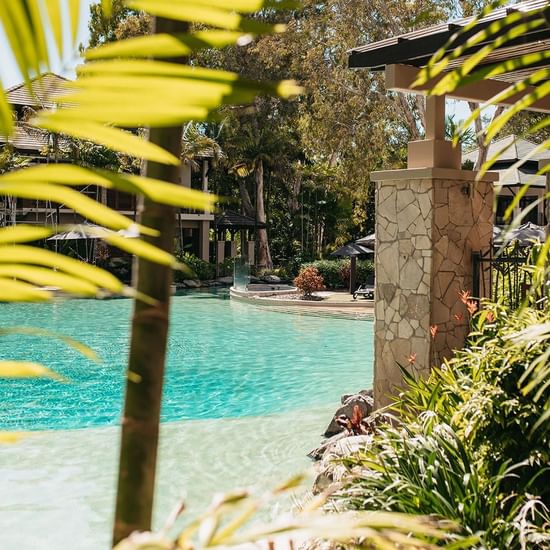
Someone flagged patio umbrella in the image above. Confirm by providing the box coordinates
[494,222,545,247]
[330,243,374,257]
[47,223,115,241]
[330,243,374,294]
[47,223,138,262]
[355,232,375,248]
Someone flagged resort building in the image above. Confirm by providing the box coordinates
[463,135,549,226]
[0,73,213,262]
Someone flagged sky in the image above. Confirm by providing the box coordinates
[0,0,96,88]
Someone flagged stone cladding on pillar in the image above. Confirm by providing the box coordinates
[372,169,495,408]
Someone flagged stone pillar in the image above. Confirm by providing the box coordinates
[230,241,237,258]
[372,167,496,407]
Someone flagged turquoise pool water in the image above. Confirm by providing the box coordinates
[0,292,373,431]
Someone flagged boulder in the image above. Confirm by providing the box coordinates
[307,432,347,461]
[263,274,281,283]
[312,434,373,494]
[323,391,374,438]
[183,279,201,288]
[217,276,233,285]
[340,388,373,404]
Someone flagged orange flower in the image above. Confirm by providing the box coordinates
[430,325,438,339]
[453,313,464,321]
[407,352,417,365]
[458,289,472,305]
[486,311,495,322]
[466,299,478,315]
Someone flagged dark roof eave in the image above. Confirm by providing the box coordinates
[348,0,550,70]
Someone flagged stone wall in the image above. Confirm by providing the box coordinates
[373,170,494,407]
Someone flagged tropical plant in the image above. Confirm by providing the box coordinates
[331,300,550,548]
[174,251,215,282]
[294,265,325,297]
[115,474,467,550]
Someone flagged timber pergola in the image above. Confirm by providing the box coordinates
[347,0,550,408]
[349,0,550,113]
[214,210,266,266]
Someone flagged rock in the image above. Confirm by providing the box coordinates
[340,388,373,404]
[263,274,281,283]
[209,281,222,287]
[312,435,374,494]
[183,279,201,288]
[324,391,374,438]
[249,276,262,283]
[216,276,233,285]
[307,432,347,461]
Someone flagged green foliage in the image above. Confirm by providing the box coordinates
[332,302,550,548]
[175,252,215,282]
[0,145,29,174]
[304,259,374,289]
[115,475,459,550]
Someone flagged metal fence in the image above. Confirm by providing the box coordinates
[472,245,535,310]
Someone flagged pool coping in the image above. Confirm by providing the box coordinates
[229,287,375,315]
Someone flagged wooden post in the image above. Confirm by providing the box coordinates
[350,255,357,294]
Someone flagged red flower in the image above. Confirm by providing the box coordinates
[458,289,472,305]
[453,313,464,321]
[466,299,478,315]
[407,352,417,365]
[486,311,495,322]
[430,325,438,339]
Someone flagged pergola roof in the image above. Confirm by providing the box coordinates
[349,0,550,113]
[214,210,266,230]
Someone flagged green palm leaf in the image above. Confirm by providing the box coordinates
[85,30,254,60]
[126,1,286,33]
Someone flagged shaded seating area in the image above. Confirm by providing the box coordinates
[213,210,266,265]
[330,242,374,294]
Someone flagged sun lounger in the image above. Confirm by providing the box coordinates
[353,284,374,300]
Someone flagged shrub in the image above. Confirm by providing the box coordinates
[217,257,234,278]
[293,266,325,297]
[175,252,215,281]
[302,259,375,289]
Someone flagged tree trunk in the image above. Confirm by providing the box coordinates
[469,102,505,171]
[238,179,255,218]
[255,158,272,269]
[112,16,186,546]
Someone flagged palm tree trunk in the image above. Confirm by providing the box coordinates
[112,16,186,545]
[255,158,272,269]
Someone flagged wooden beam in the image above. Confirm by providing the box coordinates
[386,64,550,114]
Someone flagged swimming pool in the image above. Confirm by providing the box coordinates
[0,291,373,549]
[0,291,373,431]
